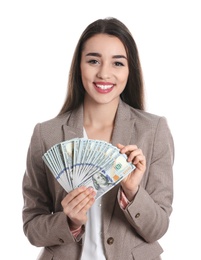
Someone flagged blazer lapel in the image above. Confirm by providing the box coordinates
[62,100,135,145]
[101,184,120,233]
[111,99,136,147]
[102,100,136,232]
[62,105,84,140]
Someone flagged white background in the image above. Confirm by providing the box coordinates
[0,0,201,259]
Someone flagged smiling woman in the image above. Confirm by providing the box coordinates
[80,34,129,102]
[22,17,174,260]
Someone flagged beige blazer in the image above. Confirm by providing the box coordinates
[22,100,174,260]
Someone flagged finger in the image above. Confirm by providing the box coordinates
[133,154,146,165]
[69,194,95,217]
[79,196,96,214]
[62,186,87,204]
[75,190,96,212]
[67,196,96,229]
[61,186,95,210]
[119,144,138,155]
[127,148,143,162]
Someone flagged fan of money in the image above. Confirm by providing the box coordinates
[42,138,135,199]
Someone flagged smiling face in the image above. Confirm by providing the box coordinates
[80,34,129,106]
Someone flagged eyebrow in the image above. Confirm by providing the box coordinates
[85,52,127,60]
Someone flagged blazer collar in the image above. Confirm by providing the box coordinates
[62,99,136,145]
[62,105,84,140]
[111,99,136,147]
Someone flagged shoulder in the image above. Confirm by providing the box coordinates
[38,105,83,131]
[30,112,72,147]
[131,107,161,121]
[129,105,174,152]
[124,102,174,163]
[115,100,172,141]
[131,106,172,137]
[39,112,72,128]
[121,101,167,128]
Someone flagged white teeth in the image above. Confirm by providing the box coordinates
[96,85,113,90]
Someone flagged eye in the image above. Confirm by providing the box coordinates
[114,61,124,67]
[87,59,99,65]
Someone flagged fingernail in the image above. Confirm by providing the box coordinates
[87,186,94,192]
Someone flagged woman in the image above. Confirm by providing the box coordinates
[22,17,174,260]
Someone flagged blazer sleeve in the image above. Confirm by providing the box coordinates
[122,116,174,243]
[22,123,81,247]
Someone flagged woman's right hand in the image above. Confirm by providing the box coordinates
[61,186,96,230]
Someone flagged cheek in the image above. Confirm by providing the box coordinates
[118,69,129,82]
[119,75,129,87]
[80,67,88,86]
[81,66,93,81]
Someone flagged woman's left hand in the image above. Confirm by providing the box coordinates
[117,143,146,201]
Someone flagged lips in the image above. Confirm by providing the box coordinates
[94,82,114,93]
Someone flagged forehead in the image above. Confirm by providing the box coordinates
[82,34,127,55]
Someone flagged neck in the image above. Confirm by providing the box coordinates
[83,99,119,128]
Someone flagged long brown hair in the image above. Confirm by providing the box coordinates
[59,17,145,115]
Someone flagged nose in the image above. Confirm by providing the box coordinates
[97,63,111,79]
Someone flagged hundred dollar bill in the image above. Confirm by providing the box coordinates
[78,152,135,199]
[42,138,136,198]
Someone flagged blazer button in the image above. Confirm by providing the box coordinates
[135,213,140,218]
[107,237,114,245]
[58,238,64,243]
